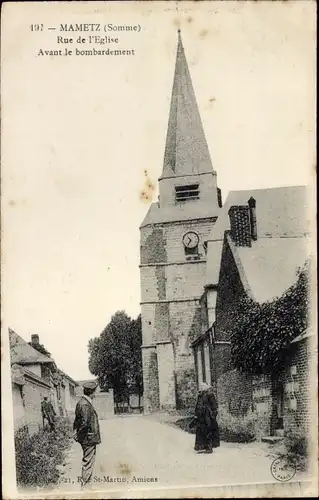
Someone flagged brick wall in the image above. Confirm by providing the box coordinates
[214,343,232,380]
[213,221,312,440]
[228,205,251,247]
[252,374,272,438]
[215,233,246,346]
[214,234,269,438]
[217,369,253,416]
[282,338,312,437]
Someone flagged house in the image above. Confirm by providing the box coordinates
[191,186,312,438]
[10,329,78,435]
[55,370,79,418]
[76,379,114,419]
[10,330,57,435]
[140,30,222,413]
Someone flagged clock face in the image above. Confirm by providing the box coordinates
[183,231,199,249]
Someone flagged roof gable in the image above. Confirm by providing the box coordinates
[9,329,56,366]
[227,234,309,303]
[208,185,310,242]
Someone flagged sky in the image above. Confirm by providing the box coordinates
[2,1,316,380]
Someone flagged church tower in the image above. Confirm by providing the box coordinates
[140,31,221,412]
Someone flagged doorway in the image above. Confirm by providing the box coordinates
[271,379,284,434]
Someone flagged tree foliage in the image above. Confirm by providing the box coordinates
[231,261,310,374]
[88,311,143,402]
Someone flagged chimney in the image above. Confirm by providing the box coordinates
[248,197,257,241]
[228,205,251,247]
[217,188,223,208]
[31,334,39,346]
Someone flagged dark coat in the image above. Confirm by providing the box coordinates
[194,388,220,451]
[41,400,56,424]
[73,396,101,446]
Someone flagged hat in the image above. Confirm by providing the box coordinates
[83,381,98,391]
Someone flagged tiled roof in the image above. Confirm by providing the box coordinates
[206,185,310,286]
[60,370,78,386]
[291,329,313,343]
[208,185,310,241]
[231,236,309,303]
[9,329,56,366]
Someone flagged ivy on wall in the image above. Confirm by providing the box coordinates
[231,260,310,374]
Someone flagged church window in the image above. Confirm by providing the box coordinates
[175,184,199,202]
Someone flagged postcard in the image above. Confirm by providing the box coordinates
[1,1,317,498]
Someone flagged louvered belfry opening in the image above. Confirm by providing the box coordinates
[175,184,200,202]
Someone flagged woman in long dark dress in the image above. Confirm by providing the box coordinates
[194,383,220,453]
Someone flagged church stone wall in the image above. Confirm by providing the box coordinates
[140,218,216,412]
[159,173,219,209]
[165,263,206,300]
[165,220,214,263]
[140,225,167,265]
[142,347,160,413]
[141,304,156,345]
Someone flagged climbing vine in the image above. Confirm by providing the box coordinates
[231,260,310,374]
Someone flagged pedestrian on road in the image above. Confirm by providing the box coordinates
[73,381,101,488]
[41,396,56,432]
[193,382,220,454]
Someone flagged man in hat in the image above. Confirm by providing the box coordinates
[73,380,101,487]
[41,396,56,432]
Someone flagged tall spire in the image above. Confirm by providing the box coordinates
[161,30,214,179]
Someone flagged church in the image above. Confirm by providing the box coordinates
[140,30,222,413]
[139,30,312,453]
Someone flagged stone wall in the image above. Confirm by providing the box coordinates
[13,377,51,435]
[140,218,216,412]
[92,390,114,419]
[142,347,160,413]
[12,383,26,432]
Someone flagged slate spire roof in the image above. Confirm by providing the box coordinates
[161,30,214,179]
